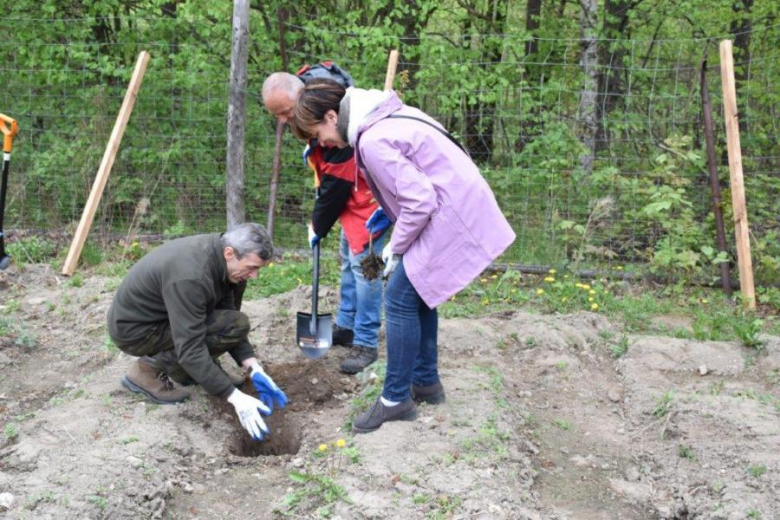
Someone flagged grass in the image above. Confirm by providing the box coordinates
[653,390,675,418]
[243,252,341,299]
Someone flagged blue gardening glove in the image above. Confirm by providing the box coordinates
[366,207,391,234]
[227,388,270,441]
[250,362,288,413]
[307,223,320,248]
[382,243,401,279]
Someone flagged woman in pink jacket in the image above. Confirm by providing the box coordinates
[292,79,515,433]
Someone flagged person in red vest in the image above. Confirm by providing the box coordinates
[262,63,390,374]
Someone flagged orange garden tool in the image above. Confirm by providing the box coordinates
[0,113,19,270]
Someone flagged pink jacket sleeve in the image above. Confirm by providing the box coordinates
[359,134,437,255]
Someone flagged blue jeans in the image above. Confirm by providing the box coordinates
[336,229,386,348]
[383,258,439,402]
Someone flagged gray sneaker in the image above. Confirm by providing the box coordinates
[339,346,378,374]
[411,381,446,404]
[352,397,417,433]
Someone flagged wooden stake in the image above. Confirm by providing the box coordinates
[719,40,755,309]
[384,50,399,90]
[699,59,732,296]
[62,51,150,276]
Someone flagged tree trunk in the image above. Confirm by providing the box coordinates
[596,0,632,152]
[578,0,599,174]
[226,0,249,229]
[730,0,753,132]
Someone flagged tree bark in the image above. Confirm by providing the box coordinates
[226,0,250,229]
[578,0,599,174]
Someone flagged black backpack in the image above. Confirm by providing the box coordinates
[296,61,356,88]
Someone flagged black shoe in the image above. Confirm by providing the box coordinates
[411,381,446,405]
[332,325,354,347]
[340,346,378,374]
[352,397,417,433]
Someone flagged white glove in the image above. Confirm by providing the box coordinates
[382,243,401,279]
[307,223,320,248]
[227,388,270,441]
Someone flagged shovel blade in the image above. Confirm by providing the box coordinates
[295,312,333,360]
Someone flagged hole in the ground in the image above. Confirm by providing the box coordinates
[215,360,358,457]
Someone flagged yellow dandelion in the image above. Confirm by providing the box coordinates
[269,262,275,267]
[544,277,555,282]
[616,266,623,271]
[318,444,328,452]
[480,278,488,283]
[588,297,594,302]
[536,289,545,295]
[591,303,599,311]
[511,288,517,293]
[336,439,346,448]
[700,298,708,304]
[582,284,591,291]
[575,283,583,288]
[548,268,556,274]
[491,274,498,279]
[564,274,569,279]
[589,290,596,295]
[562,297,567,303]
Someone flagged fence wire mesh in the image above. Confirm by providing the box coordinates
[1,14,778,284]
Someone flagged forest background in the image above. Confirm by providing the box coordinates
[0,0,777,291]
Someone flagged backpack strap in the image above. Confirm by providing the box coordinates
[386,115,470,157]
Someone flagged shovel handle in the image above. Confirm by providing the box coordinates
[310,240,320,335]
[0,114,19,153]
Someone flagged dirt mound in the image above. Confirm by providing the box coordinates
[1,267,778,519]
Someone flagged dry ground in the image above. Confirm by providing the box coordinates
[1,264,778,519]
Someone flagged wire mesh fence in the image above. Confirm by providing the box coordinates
[1,13,778,285]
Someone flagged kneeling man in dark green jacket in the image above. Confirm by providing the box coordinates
[107,223,287,440]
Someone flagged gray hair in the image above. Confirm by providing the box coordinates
[261,72,304,103]
[221,223,274,260]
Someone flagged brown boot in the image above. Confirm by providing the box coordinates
[121,360,190,404]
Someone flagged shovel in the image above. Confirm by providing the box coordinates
[295,239,333,359]
[0,113,19,270]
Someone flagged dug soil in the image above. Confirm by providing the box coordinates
[1,264,778,519]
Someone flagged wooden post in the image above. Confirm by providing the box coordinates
[384,50,399,90]
[226,0,250,230]
[61,51,150,276]
[699,59,732,296]
[719,40,755,309]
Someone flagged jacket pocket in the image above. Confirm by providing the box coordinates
[415,204,471,277]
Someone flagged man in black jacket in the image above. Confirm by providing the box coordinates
[107,223,287,440]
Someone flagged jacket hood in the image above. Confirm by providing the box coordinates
[338,88,400,147]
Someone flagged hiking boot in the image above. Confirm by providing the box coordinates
[121,360,190,405]
[352,397,417,433]
[332,324,354,347]
[411,381,446,405]
[340,346,378,374]
[171,358,245,387]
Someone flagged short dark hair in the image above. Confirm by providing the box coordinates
[290,78,346,140]
[221,223,274,260]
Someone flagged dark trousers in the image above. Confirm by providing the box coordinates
[116,309,250,383]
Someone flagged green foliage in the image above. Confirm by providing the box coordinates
[243,254,340,300]
[4,422,19,441]
[281,470,353,516]
[733,316,764,350]
[1,0,776,295]
[7,237,57,265]
[653,390,675,418]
